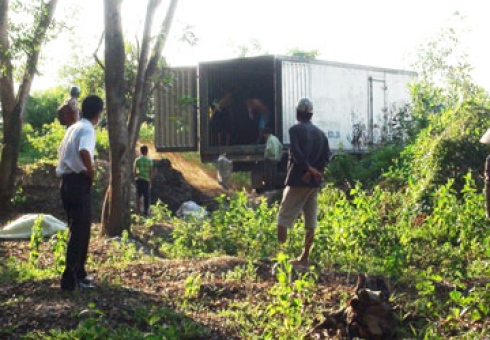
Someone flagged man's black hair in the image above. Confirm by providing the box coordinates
[140,145,148,155]
[81,95,104,120]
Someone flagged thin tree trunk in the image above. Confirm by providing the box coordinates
[128,0,179,152]
[0,0,58,211]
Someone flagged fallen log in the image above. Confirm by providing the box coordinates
[308,274,397,339]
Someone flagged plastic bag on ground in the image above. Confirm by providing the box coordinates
[217,154,233,189]
[176,201,208,220]
[0,214,67,239]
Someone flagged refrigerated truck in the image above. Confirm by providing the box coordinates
[154,55,416,189]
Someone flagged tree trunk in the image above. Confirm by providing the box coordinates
[0,106,21,209]
[0,0,58,212]
[101,0,131,237]
[101,0,179,236]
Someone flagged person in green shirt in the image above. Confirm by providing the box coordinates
[133,145,153,216]
[263,127,283,190]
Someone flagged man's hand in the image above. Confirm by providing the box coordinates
[303,166,323,184]
[80,169,94,184]
[79,149,94,184]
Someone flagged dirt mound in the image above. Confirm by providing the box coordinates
[1,150,225,225]
[150,158,219,213]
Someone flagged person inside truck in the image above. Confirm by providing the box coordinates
[245,98,270,144]
[210,94,232,146]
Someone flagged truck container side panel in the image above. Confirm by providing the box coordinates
[384,73,414,112]
[367,71,415,147]
[154,67,197,152]
[198,67,208,151]
[382,72,415,140]
[307,64,368,152]
[367,71,387,145]
[305,65,414,152]
[281,61,310,144]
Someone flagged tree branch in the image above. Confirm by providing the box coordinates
[128,0,179,150]
[17,0,58,116]
[127,0,161,149]
[93,30,105,70]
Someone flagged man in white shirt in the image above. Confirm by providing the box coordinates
[56,95,103,291]
[263,127,283,190]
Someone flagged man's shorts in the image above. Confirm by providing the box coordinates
[277,186,319,229]
[135,179,149,197]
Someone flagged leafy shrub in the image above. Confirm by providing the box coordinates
[19,121,109,164]
[402,101,490,208]
[138,122,154,143]
[19,122,65,164]
[95,126,109,159]
[25,87,66,130]
[154,190,278,259]
[326,144,404,189]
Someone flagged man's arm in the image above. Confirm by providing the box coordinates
[149,162,154,188]
[80,149,94,184]
[289,127,309,170]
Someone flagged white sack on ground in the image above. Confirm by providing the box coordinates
[217,154,233,189]
[480,128,490,144]
[0,214,67,239]
[176,201,208,219]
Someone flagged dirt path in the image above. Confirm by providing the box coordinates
[164,153,225,197]
[145,145,225,197]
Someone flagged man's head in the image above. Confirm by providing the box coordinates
[296,98,313,122]
[262,127,273,137]
[140,145,148,155]
[81,95,104,123]
[70,86,81,97]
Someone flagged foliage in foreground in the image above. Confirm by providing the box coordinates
[6,172,490,339]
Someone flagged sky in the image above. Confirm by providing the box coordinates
[34,0,490,92]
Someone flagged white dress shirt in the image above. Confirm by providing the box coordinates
[56,118,96,176]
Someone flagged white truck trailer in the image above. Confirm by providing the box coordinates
[154,55,416,189]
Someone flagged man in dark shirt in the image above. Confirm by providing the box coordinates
[276,98,331,269]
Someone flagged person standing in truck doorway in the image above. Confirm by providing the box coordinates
[262,127,283,190]
[211,93,232,146]
[133,145,154,216]
[276,98,331,269]
[245,98,270,144]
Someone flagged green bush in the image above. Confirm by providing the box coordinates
[19,121,109,165]
[402,101,490,208]
[326,145,404,189]
[25,87,66,130]
[138,122,154,143]
[19,122,65,164]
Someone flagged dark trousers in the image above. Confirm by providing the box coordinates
[60,173,92,290]
[264,159,278,190]
[136,179,150,215]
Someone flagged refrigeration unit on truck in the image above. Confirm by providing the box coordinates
[154,55,416,189]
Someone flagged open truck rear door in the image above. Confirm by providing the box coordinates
[154,67,198,152]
